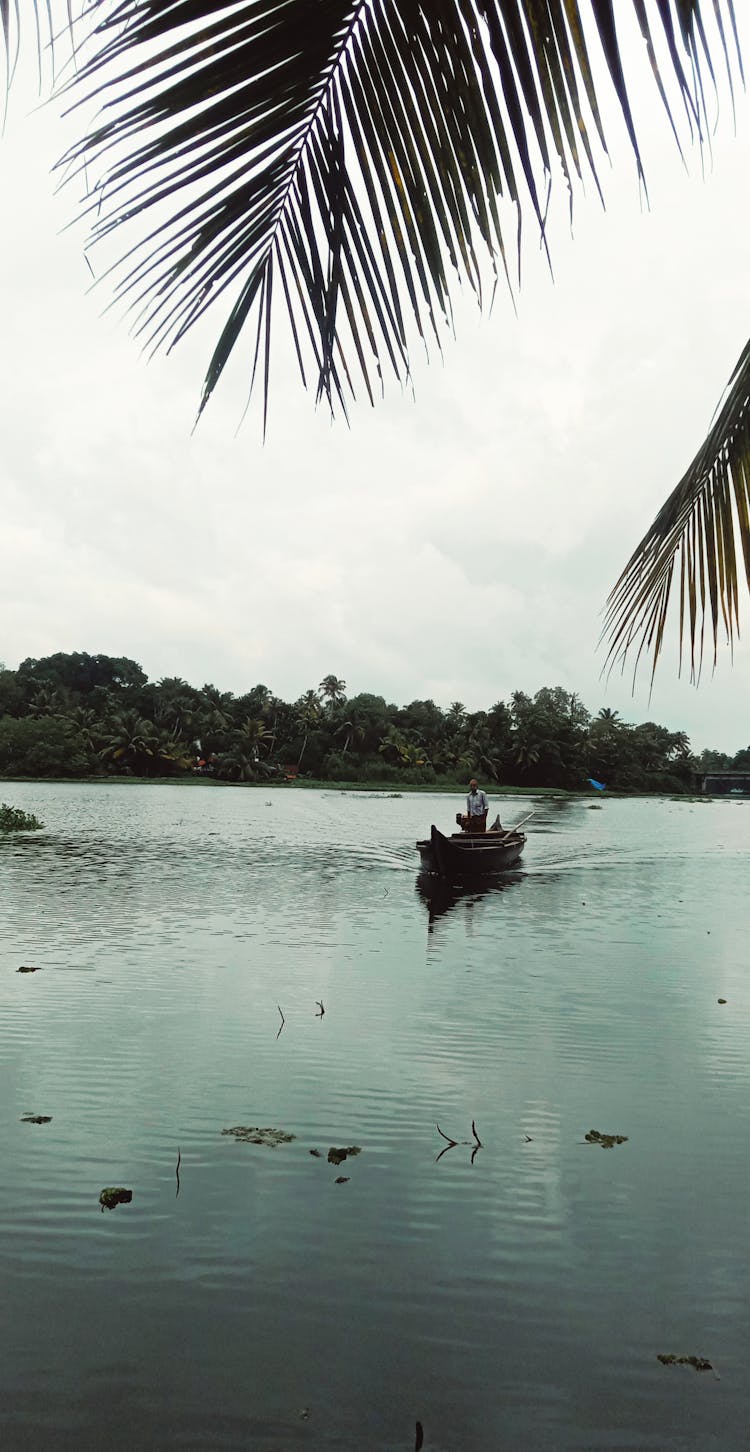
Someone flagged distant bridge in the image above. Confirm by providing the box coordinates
[697,771,750,795]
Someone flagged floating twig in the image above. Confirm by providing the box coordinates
[436,1121,483,1163]
[276,1004,285,1039]
[315,1000,325,1017]
[175,1146,181,1198]
[415,1421,424,1451]
[436,1123,459,1162]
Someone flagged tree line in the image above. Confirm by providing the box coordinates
[0,652,744,793]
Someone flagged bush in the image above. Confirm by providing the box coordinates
[0,802,44,831]
[0,716,94,777]
[319,749,359,784]
[400,764,437,785]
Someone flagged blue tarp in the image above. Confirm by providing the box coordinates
[588,778,606,791]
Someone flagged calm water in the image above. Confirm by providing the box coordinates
[1,784,749,1450]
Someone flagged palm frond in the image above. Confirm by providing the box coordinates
[51,0,739,423]
[603,342,750,683]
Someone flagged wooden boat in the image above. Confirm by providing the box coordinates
[416,823,526,877]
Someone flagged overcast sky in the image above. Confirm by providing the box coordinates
[1,8,749,752]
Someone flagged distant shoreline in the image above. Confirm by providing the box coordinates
[0,775,723,800]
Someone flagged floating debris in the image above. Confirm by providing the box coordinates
[584,1129,628,1149]
[222,1126,296,1148]
[17,965,42,974]
[415,1422,424,1451]
[718,998,727,1005]
[299,1408,311,1421]
[334,1176,350,1184]
[657,1354,713,1372]
[309,1148,322,1157]
[435,1122,483,1161]
[315,1000,325,1017]
[327,1146,361,1165]
[21,1114,51,1124]
[99,1187,133,1211]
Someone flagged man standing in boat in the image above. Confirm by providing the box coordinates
[464,778,489,833]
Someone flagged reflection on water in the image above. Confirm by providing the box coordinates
[415,868,525,927]
[2,785,750,1450]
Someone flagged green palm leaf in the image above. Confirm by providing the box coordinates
[50,0,738,425]
[603,341,750,682]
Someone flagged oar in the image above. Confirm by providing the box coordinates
[495,810,535,841]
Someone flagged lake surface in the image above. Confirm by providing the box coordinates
[2,784,749,1450]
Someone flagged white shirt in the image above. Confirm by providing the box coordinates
[466,788,489,815]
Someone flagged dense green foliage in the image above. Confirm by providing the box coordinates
[0,652,743,793]
[0,802,44,831]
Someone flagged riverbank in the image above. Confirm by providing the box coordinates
[0,774,602,796]
[0,775,725,801]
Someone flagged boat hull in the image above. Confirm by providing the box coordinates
[416,825,526,877]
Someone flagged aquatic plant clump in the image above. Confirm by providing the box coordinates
[0,803,44,832]
[221,1126,296,1147]
[657,1354,713,1372]
[327,1146,362,1165]
[99,1187,133,1211]
[585,1130,629,1149]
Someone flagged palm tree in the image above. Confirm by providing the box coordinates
[513,740,542,773]
[98,708,159,772]
[378,725,410,765]
[212,746,261,783]
[7,2,746,676]
[28,683,69,719]
[235,716,274,761]
[335,716,364,756]
[61,705,99,752]
[319,675,347,713]
[294,689,322,769]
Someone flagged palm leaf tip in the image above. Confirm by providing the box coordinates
[603,339,750,683]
